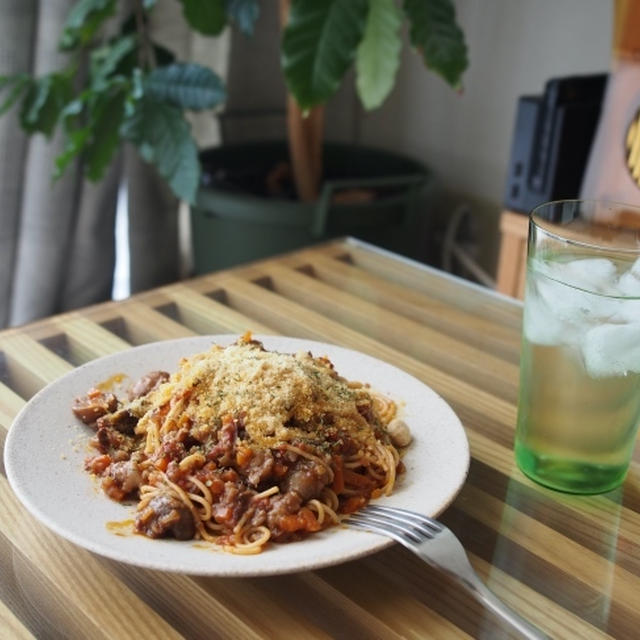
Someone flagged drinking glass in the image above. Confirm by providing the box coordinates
[515,200,640,493]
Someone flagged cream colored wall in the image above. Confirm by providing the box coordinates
[359,0,612,204]
[354,0,613,273]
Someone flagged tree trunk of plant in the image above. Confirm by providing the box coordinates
[279,0,324,202]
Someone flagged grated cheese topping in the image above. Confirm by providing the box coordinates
[134,339,376,448]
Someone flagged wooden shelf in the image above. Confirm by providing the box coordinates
[495,210,529,299]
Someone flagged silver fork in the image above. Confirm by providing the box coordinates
[346,505,550,640]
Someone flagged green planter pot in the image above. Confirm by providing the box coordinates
[191,141,430,274]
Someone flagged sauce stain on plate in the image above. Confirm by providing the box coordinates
[106,519,135,536]
[96,373,128,392]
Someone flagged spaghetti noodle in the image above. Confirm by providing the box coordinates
[74,334,406,554]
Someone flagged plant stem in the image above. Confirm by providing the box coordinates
[286,97,324,201]
[134,0,156,70]
[280,0,324,202]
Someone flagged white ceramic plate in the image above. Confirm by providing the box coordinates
[4,335,469,576]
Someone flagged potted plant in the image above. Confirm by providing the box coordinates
[192,0,468,272]
[0,0,467,273]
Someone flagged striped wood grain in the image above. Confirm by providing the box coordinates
[314,241,523,328]
[0,594,35,640]
[275,249,521,362]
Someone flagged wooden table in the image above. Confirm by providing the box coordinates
[0,238,637,639]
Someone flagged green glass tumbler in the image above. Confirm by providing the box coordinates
[515,200,640,493]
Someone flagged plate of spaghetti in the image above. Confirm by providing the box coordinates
[5,334,469,576]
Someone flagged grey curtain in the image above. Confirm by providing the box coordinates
[1,0,124,327]
[0,0,226,328]
[0,0,37,327]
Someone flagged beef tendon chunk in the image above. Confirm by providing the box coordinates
[95,425,136,458]
[244,449,275,487]
[282,458,331,502]
[106,459,142,496]
[96,408,138,434]
[72,388,118,426]
[128,371,169,401]
[135,492,195,540]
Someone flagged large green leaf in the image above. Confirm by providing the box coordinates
[145,63,226,110]
[282,0,369,111]
[121,98,200,203]
[152,42,177,68]
[225,0,260,36]
[403,0,468,89]
[90,34,138,91]
[20,74,73,136]
[55,82,128,180]
[117,10,176,65]
[0,74,31,115]
[55,127,90,178]
[60,0,116,50]
[112,14,177,75]
[179,0,227,35]
[355,0,402,110]
[85,88,127,180]
[59,92,87,128]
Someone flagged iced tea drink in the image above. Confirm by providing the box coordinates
[515,201,640,493]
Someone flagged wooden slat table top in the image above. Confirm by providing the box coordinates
[0,237,637,640]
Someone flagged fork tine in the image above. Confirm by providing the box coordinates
[347,512,429,544]
[363,505,443,533]
[358,509,435,538]
[360,505,443,538]
[346,518,412,546]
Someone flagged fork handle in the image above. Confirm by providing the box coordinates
[463,577,551,640]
